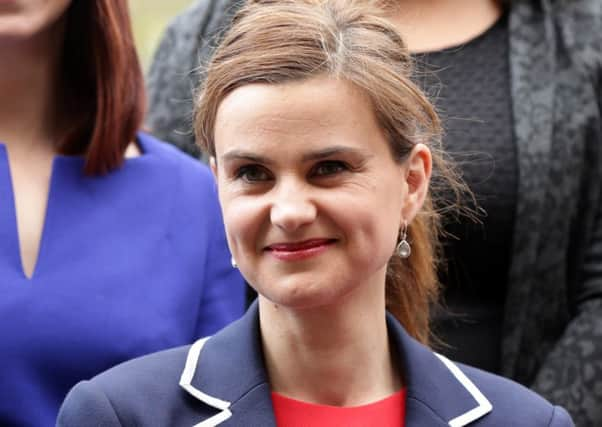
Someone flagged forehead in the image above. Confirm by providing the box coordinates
[213,76,388,158]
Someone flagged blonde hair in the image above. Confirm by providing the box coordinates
[195,0,469,344]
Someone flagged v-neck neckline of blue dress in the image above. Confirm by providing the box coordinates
[0,134,154,281]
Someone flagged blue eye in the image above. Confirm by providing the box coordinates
[312,161,348,177]
[235,165,271,182]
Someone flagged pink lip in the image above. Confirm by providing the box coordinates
[265,239,335,261]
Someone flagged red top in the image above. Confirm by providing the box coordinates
[271,389,406,427]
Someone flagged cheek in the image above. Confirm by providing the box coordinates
[220,194,266,255]
[327,191,402,264]
[354,210,400,263]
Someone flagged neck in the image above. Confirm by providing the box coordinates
[0,17,66,153]
[259,275,402,407]
[389,0,503,53]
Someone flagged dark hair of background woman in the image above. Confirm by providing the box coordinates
[60,0,145,175]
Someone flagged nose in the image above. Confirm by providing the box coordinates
[270,182,317,232]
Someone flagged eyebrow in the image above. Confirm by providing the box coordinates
[221,146,370,164]
[221,151,272,165]
[301,146,370,161]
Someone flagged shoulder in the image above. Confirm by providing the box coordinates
[550,0,602,18]
[81,345,190,395]
[549,0,602,61]
[136,133,222,233]
[57,346,202,426]
[97,345,191,391]
[456,362,573,426]
[553,0,602,35]
[137,132,214,186]
[510,0,602,48]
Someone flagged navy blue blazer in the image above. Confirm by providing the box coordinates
[57,303,573,426]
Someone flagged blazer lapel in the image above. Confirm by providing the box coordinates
[179,302,276,427]
[388,314,493,426]
[503,0,557,378]
[179,306,495,426]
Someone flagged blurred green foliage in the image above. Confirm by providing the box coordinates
[129,0,194,70]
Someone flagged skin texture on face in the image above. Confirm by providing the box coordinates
[212,76,431,312]
[0,0,72,41]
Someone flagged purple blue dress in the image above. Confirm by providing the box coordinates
[0,132,246,427]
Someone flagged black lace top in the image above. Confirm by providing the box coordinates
[414,12,516,373]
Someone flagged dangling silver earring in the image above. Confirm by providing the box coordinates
[231,257,238,268]
[396,221,411,258]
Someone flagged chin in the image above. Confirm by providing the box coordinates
[264,288,332,311]
[0,21,48,41]
[258,275,355,311]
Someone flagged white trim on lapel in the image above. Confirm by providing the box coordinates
[179,337,233,427]
[435,354,493,427]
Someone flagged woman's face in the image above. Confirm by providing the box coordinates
[0,0,72,41]
[212,76,431,310]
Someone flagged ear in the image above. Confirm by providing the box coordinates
[401,143,432,223]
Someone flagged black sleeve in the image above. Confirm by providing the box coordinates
[531,8,602,424]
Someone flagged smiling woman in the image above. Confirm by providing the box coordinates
[210,77,431,330]
[196,0,456,344]
[57,1,574,426]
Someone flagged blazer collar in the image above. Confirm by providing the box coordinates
[179,302,492,426]
[387,315,492,426]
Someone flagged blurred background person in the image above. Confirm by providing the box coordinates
[0,1,245,425]
[58,1,572,424]
[144,0,602,425]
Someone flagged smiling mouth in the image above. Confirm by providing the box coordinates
[265,239,336,261]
